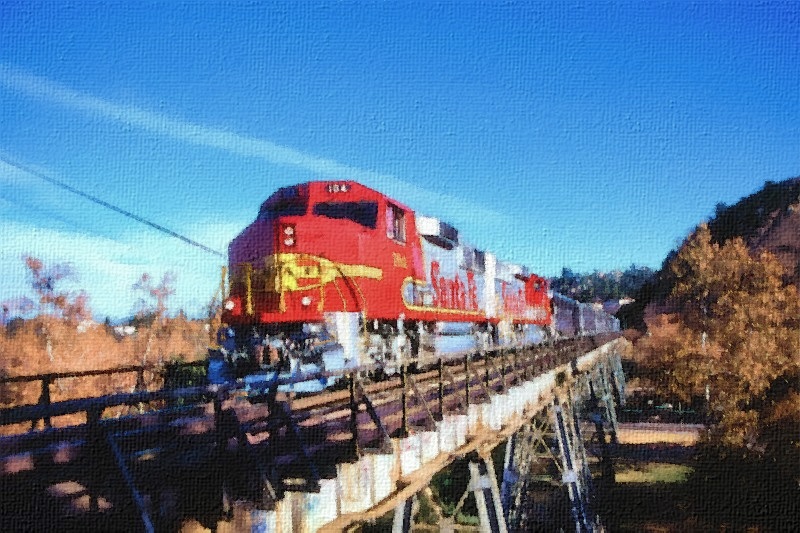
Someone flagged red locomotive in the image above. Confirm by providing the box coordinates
[221,180,613,377]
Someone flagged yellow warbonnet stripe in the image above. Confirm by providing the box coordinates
[273,253,382,292]
[337,263,384,280]
[244,263,253,315]
[403,303,485,316]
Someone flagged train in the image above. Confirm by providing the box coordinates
[219,180,619,386]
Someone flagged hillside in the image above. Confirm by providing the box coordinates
[709,177,800,284]
[618,176,800,330]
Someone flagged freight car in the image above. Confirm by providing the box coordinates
[220,180,618,383]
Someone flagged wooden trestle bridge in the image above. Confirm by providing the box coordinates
[0,335,627,532]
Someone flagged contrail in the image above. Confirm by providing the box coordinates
[0,64,353,176]
[0,64,512,225]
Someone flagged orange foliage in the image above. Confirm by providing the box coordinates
[638,224,800,450]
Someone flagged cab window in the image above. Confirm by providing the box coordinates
[313,201,378,228]
[258,187,307,219]
[386,204,406,243]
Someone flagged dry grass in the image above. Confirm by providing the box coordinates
[1,316,209,434]
[617,422,703,446]
[615,462,694,484]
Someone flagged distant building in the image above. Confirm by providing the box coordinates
[113,325,137,337]
[77,319,96,333]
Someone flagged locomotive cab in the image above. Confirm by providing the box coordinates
[224,181,426,376]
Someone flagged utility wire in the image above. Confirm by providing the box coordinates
[1,156,226,258]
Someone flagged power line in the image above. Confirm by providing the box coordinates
[1,156,226,258]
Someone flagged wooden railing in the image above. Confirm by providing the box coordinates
[0,361,206,430]
[0,334,618,433]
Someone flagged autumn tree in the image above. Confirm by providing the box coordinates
[24,256,91,324]
[11,256,93,364]
[640,224,800,450]
[1,297,34,325]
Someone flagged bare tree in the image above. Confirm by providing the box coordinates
[132,272,176,366]
[132,272,176,326]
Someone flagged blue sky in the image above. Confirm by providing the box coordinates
[1,1,798,320]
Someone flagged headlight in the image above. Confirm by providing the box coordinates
[301,296,312,306]
[224,300,235,310]
[284,237,295,246]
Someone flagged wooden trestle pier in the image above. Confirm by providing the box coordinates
[0,335,627,532]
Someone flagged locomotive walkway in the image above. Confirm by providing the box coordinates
[0,335,627,532]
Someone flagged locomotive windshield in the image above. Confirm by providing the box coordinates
[258,187,307,219]
[313,201,379,229]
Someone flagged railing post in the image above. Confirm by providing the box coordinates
[86,403,103,513]
[511,349,517,382]
[349,373,360,457]
[484,352,491,391]
[399,364,409,438]
[210,387,233,520]
[464,354,471,409]
[528,349,535,380]
[437,358,444,420]
[135,367,146,392]
[213,390,224,448]
[501,349,507,390]
[37,375,53,430]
